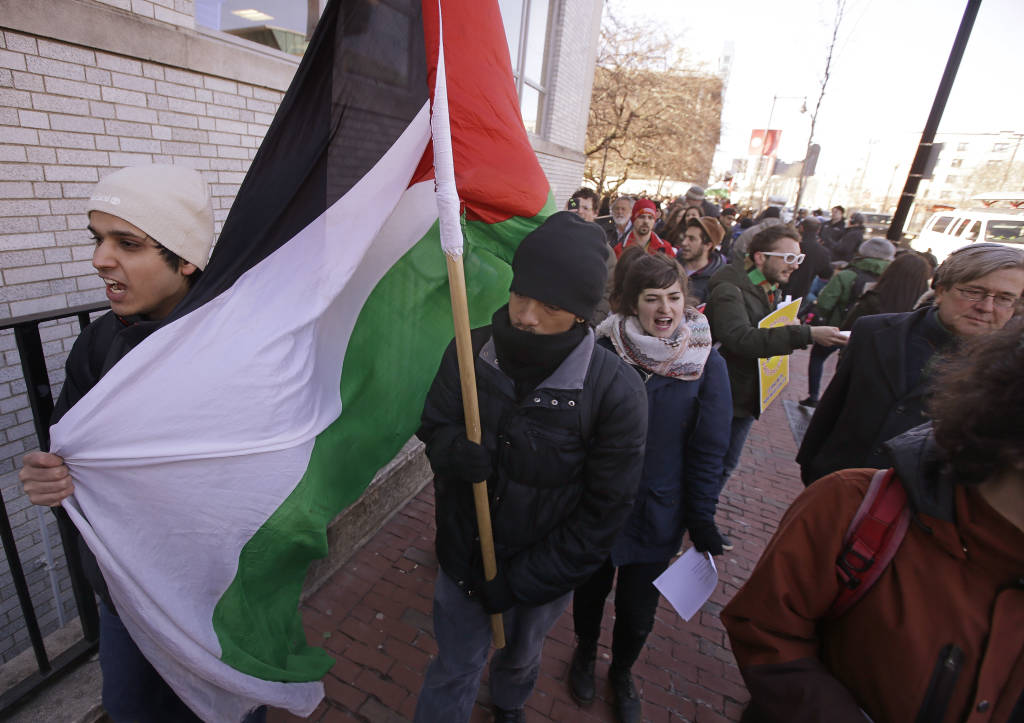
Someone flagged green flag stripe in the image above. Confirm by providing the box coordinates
[212,198,554,681]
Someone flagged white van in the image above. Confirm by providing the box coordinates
[910,209,1024,263]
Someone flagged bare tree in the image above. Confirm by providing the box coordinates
[793,0,847,214]
[584,14,723,198]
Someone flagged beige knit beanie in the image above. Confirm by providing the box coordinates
[87,164,215,270]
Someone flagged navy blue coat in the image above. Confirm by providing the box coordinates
[605,339,733,566]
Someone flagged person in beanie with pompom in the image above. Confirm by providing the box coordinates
[414,212,648,723]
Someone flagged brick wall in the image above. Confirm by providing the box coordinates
[0,0,603,666]
[0,0,294,664]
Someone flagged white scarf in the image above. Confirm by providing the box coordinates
[596,308,713,380]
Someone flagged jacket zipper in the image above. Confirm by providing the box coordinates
[915,643,964,723]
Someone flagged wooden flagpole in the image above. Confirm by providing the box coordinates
[431,0,504,649]
[444,253,505,648]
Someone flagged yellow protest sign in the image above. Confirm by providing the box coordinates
[758,298,802,413]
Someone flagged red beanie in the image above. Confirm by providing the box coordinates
[631,199,658,222]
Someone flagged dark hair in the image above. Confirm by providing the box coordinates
[571,187,600,209]
[799,217,821,233]
[929,318,1024,484]
[620,253,688,316]
[748,224,799,257]
[609,246,646,314]
[869,253,932,313]
[832,205,845,214]
[156,243,203,287]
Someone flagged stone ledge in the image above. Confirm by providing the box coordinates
[303,437,431,597]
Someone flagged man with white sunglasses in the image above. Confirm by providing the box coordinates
[705,225,846,547]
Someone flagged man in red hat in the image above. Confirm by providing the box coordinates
[612,199,674,259]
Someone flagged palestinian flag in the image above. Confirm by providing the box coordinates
[50,0,552,719]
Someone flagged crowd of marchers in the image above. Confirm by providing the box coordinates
[18,167,1024,723]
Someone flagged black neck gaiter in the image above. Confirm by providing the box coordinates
[491,305,586,395]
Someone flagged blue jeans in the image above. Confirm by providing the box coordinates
[718,414,755,495]
[99,602,267,723]
[414,570,571,722]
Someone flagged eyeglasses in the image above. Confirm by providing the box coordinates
[952,286,1021,309]
[759,251,805,265]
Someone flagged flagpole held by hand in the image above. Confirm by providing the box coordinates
[444,254,505,649]
[430,0,505,649]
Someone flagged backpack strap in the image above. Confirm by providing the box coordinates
[827,468,911,619]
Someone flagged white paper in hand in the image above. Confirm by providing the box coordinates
[653,547,719,622]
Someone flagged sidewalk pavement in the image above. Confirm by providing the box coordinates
[269,347,833,723]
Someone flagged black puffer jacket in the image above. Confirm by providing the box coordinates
[419,325,648,606]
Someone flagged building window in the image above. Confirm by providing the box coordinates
[499,0,553,135]
[992,142,1009,152]
[195,1,321,56]
[950,158,962,168]
[957,142,968,151]
[945,174,958,184]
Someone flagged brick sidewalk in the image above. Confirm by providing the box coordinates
[269,347,833,723]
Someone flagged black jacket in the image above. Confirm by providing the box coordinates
[819,218,845,247]
[419,326,647,606]
[796,307,955,485]
[51,311,145,611]
[828,225,863,263]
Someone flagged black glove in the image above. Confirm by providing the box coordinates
[687,520,725,556]
[448,435,492,484]
[479,571,516,615]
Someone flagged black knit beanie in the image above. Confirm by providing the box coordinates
[509,211,608,321]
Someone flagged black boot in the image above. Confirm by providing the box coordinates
[609,664,641,723]
[568,636,597,705]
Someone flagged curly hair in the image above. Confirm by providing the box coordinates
[928,318,1024,484]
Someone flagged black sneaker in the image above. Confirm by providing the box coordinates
[799,397,818,408]
[720,534,735,551]
[492,705,526,723]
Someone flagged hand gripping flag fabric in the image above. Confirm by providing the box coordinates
[49,0,553,719]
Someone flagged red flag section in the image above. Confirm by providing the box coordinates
[414,0,550,224]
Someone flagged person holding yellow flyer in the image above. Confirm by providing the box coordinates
[705,225,846,547]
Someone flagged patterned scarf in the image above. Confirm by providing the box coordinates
[596,307,713,380]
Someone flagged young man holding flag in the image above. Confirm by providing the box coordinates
[18,165,268,722]
[414,212,648,723]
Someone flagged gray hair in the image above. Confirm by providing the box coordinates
[933,243,1024,289]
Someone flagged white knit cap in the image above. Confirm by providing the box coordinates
[87,164,215,270]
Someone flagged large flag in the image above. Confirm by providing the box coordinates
[50,0,552,719]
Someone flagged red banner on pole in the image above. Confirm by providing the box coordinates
[749,129,782,157]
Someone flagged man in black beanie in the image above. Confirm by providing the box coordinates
[414,212,648,723]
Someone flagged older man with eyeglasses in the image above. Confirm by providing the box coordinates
[704,224,846,547]
[798,242,1024,486]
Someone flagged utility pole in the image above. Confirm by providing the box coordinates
[887,0,982,242]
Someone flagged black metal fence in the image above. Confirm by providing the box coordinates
[0,302,107,713]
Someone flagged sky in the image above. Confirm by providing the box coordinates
[608,0,1024,201]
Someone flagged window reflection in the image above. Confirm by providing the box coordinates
[499,0,551,136]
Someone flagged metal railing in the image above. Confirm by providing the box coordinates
[0,302,108,713]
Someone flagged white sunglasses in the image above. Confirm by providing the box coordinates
[759,251,805,265]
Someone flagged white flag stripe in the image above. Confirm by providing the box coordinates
[53,103,440,720]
